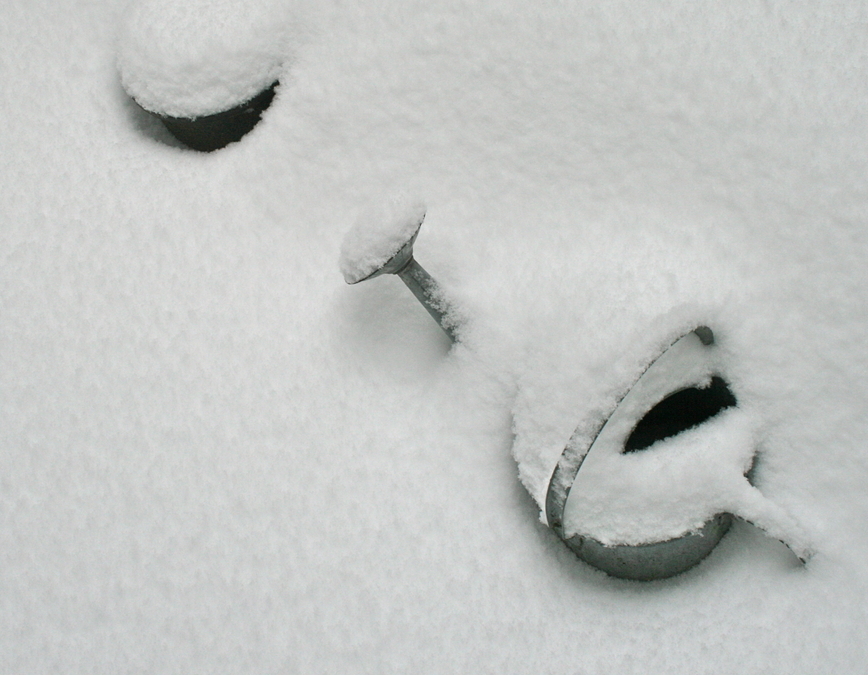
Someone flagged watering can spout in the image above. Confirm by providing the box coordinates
[340,196,459,342]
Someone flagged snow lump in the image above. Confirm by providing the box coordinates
[117,0,290,118]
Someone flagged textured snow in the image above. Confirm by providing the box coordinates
[339,194,427,283]
[2,0,868,673]
[117,0,291,117]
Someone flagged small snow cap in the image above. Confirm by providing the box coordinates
[340,194,427,284]
[117,0,289,118]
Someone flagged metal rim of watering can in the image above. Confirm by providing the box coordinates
[544,326,738,581]
[560,513,733,582]
[153,81,279,152]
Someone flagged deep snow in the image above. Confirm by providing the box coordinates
[2,0,868,673]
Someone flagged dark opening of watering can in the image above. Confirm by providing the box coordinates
[624,376,737,453]
[158,81,278,152]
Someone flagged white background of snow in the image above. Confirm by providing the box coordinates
[2,1,868,673]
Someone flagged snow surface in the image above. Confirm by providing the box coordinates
[339,194,427,283]
[3,0,868,673]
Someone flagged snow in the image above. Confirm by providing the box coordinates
[339,194,427,283]
[2,0,868,673]
[117,0,292,117]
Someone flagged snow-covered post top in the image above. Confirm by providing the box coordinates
[117,0,290,119]
[340,195,459,342]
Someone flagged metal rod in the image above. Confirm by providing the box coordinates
[396,257,458,343]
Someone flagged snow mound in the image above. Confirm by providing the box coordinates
[117,0,290,118]
[340,195,427,284]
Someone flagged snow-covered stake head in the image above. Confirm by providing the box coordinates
[117,0,287,151]
[340,195,459,342]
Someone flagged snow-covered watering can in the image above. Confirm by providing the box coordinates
[116,0,285,151]
[339,195,812,581]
